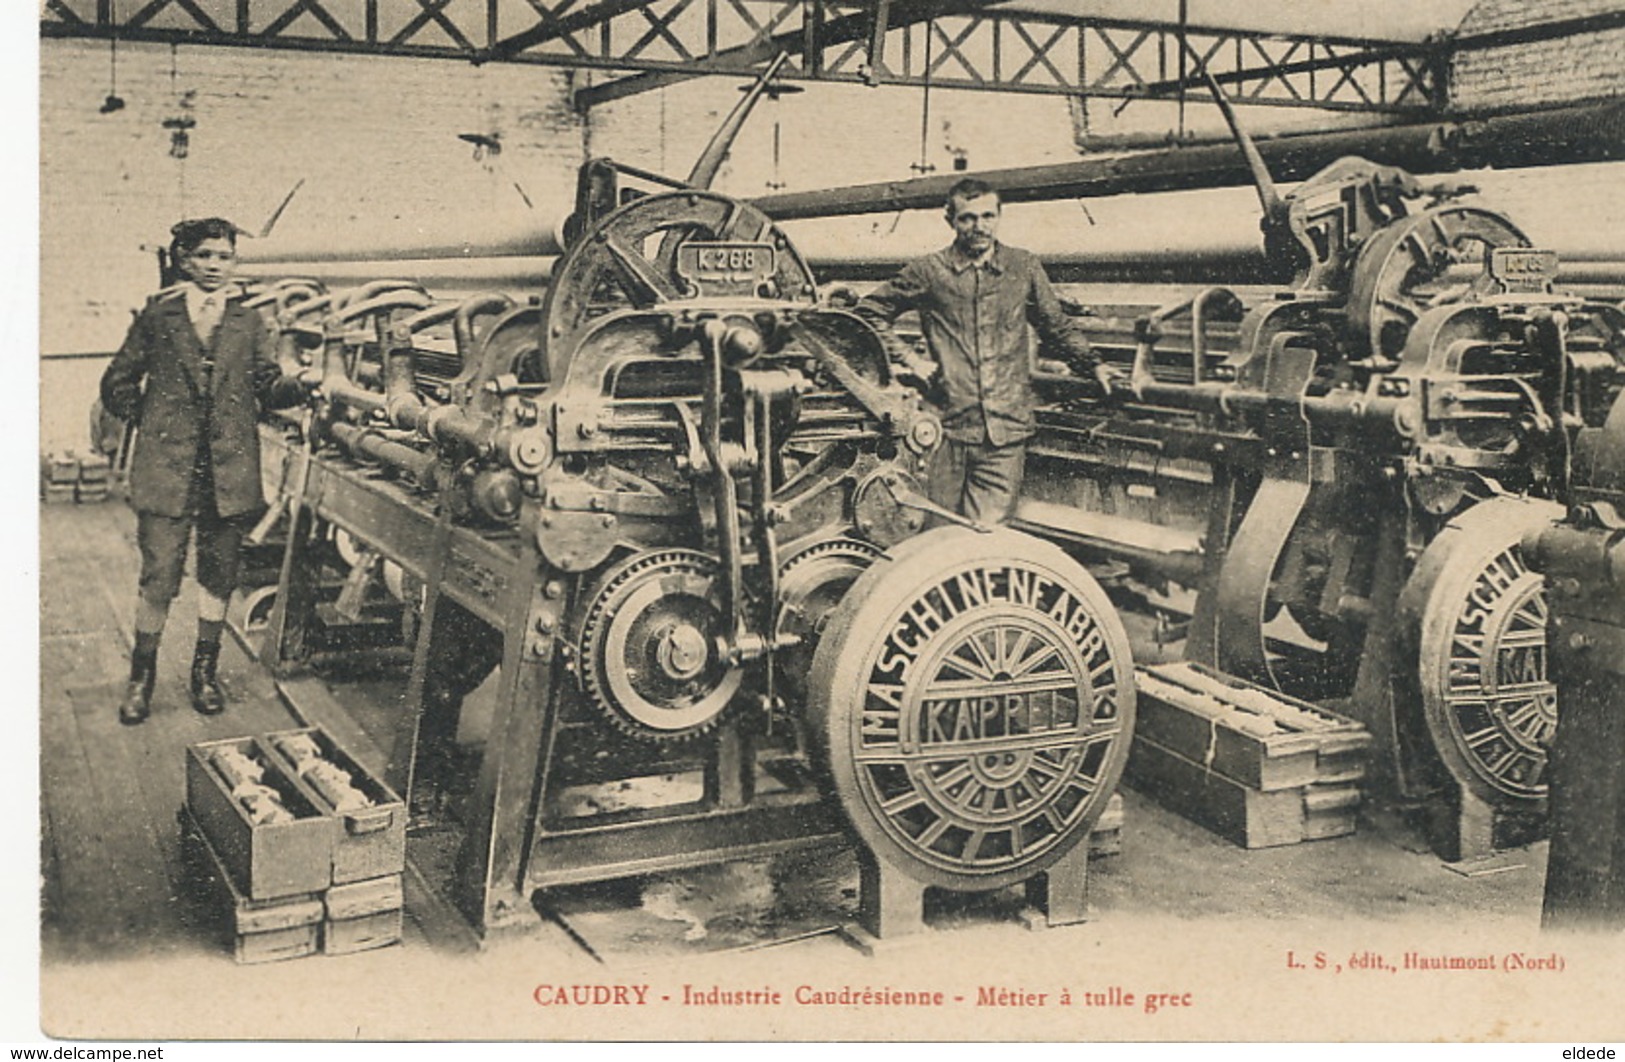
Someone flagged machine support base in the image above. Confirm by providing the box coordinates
[1426,786,1546,865]
[841,842,1093,954]
[1019,844,1091,930]
[837,852,927,956]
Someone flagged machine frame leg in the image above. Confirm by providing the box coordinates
[385,494,455,803]
[1541,611,1625,927]
[1020,844,1091,930]
[704,724,754,809]
[261,496,320,674]
[1342,505,1413,800]
[841,850,929,954]
[1426,785,1545,865]
[454,518,556,938]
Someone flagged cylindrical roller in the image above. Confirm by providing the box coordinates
[755,100,1625,222]
[328,422,440,487]
[243,212,570,264]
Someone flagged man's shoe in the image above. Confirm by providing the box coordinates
[118,651,156,726]
[190,644,227,716]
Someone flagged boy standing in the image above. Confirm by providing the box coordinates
[99,217,307,724]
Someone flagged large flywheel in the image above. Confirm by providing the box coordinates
[541,189,817,381]
[774,533,884,704]
[1346,203,1529,365]
[808,527,1136,891]
[1398,497,1564,807]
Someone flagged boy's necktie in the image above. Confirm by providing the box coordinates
[196,293,222,343]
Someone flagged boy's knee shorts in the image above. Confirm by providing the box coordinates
[136,508,249,603]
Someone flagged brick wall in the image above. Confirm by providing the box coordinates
[1451,0,1625,111]
[41,39,586,356]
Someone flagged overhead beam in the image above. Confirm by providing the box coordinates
[751,98,1625,220]
[1132,8,1625,104]
[571,0,1006,109]
[1451,8,1625,51]
[1134,41,1434,105]
[46,1,1616,116]
[865,0,890,83]
[485,0,653,60]
[569,3,1440,112]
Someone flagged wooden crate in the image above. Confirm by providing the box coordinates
[180,809,323,964]
[77,452,111,481]
[323,874,404,956]
[1087,792,1125,858]
[1134,662,1371,791]
[75,454,112,503]
[263,725,406,885]
[41,452,79,486]
[1126,736,1362,849]
[185,737,333,900]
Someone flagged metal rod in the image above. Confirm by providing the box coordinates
[244,218,568,265]
[753,99,1625,220]
[1176,0,1186,136]
[688,51,792,189]
[1197,59,1283,222]
[914,18,933,174]
[328,421,440,486]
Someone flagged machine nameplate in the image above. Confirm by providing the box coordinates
[676,242,776,295]
[1489,248,1559,293]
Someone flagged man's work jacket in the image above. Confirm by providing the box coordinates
[856,242,1098,445]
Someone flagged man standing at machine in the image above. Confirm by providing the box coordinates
[100,217,309,725]
[856,178,1118,523]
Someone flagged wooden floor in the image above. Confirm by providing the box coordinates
[39,496,1592,1041]
[41,499,314,963]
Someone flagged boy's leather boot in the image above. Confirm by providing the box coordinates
[118,648,157,725]
[190,642,227,716]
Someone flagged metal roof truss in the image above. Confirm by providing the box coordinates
[42,0,1447,114]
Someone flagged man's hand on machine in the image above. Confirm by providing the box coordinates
[1092,361,1128,397]
[881,332,939,391]
[1068,357,1126,398]
[894,345,939,390]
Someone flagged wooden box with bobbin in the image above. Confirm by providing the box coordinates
[262,725,406,885]
[184,736,334,900]
[178,806,324,964]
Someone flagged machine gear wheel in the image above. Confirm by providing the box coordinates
[1346,204,1529,365]
[575,549,743,743]
[774,534,884,702]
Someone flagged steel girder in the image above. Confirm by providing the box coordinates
[41,0,1448,115]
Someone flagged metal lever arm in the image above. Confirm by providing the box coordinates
[880,473,990,533]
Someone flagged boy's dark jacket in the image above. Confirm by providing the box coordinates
[100,287,303,518]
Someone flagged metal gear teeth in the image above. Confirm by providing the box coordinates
[575,548,739,745]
